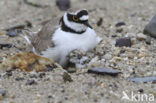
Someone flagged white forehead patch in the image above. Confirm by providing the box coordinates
[79,15,89,21]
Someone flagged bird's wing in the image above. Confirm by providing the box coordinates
[31,18,60,54]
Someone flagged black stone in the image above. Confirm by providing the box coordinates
[39,72,46,78]
[88,67,121,76]
[15,77,24,81]
[97,18,103,26]
[56,0,70,11]
[26,80,37,85]
[0,44,13,49]
[145,36,151,45]
[115,22,126,27]
[115,37,131,47]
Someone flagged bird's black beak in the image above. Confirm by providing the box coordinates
[84,21,92,29]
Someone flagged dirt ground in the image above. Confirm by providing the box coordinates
[0,0,156,103]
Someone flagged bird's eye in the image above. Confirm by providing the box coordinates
[73,16,79,22]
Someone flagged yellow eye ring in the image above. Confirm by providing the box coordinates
[73,16,79,22]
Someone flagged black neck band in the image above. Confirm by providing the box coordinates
[61,18,85,34]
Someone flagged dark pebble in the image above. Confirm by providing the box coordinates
[39,72,46,78]
[138,89,144,93]
[116,28,123,33]
[29,74,37,78]
[97,18,103,26]
[0,44,13,49]
[7,29,19,37]
[46,64,57,71]
[56,0,70,11]
[15,77,24,81]
[145,36,151,45]
[26,80,37,85]
[62,72,73,82]
[115,37,132,47]
[5,72,12,76]
[115,22,126,27]
[88,67,121,76]
[127,76,156,83]
[0,90,6,96]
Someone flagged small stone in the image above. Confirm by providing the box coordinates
[26,80,37,85]
[136,33,147,40]
[138,89,144,93]
[97,18,103,26]
[39,72,46,78]
[115,22,126,27]
[104,54,112,60]
[115,37,132,47]
[0,90,6,97]
[145,36,151,45]
[29,74,37,78]
[62,72,73,82]
[56,0,70,11]
[144,15,156,38]
[7,29,18,37]
[127,76,156,83]
[88,67,121,76]
[15,77,24,81]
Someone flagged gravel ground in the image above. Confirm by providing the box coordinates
[0,0,156,103]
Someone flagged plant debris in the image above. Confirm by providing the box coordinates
[23,0,49,8]
[88,67,121,76]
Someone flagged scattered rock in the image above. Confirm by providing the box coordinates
[15,77,24,81]
[115,22,126,27]
[88,67,121,76]
[6,29,20,37]
[56,0,70,11]
[62,72,73,82]
[127,76,156,83]
[0,52,60,72]
[0,44,13,49]
[136,33,147,40]
[116,28,123,33]
[0,90,6,96]
[39,72,46,78]
[145,36,151,45]
[29,74,37,78]
[26,80,37,85]
[97,18,103,26]
[138,89,144,93]
[115,37,132,47]
[144,15,156,38]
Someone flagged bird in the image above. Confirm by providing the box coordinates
[24,9,101,67]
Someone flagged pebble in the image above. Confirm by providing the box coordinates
[15,77,24,81]
[145,36,151,45]
[88,67,121,76]
[39,72,46,78]
[127,76,156,83]
[115,37,132,47]
[29,74,37,78]
[136,33,147,40]
[56,0,70,11]
[0,90,6,96]
[7,29,19,37]
[26,80,37,85]
[104,54,112,60]
[144,15,156,38]
[62,72,73,82]
[115,22,126,27]
[97,18,103,26]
